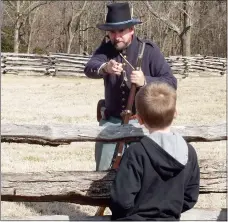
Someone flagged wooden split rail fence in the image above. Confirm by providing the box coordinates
[1,122,227,220]
[1,52,226,77]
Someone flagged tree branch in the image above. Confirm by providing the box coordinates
[23,1,48,16]
[3,7,14,23]
[173,1,194,20]
[5,0,16,11]
[179,25,191,38]
[191,5,225,27]
[72,1,87,21]
[79,26,96,32]
[145,1,181,35]
[19,1,27,11]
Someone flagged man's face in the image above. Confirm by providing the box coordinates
[108,27,134,51]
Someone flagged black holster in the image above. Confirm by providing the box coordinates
[97,99,110,122]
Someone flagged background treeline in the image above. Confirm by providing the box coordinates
[1,0,227,57]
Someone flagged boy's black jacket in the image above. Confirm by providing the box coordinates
[110,136,200,221]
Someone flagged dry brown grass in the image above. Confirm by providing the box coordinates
[1,74,226,219]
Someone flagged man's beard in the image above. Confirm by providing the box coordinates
[113,41,128,51]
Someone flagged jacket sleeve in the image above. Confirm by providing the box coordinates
[182,146,200,213]
[145,43,177,90]
[110,147,143,220]
[84,43,108,79]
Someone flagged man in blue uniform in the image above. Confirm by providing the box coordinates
[84,2,177,171]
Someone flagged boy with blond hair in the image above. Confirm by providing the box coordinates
[110,82,200,221]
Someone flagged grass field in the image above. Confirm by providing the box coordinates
[1,74,226,219]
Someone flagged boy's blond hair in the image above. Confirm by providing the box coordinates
[135,82,176,129]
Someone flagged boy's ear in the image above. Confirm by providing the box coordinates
[136,114,144,125]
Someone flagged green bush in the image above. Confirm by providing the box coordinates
[32,47,46,55]
[1,26,14,52]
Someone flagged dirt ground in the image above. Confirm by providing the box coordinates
[1,74,227,219]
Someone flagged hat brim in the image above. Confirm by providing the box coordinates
[97,19,142,31]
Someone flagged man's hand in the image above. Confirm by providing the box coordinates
[103,59,123,75]
[130,70,146,87]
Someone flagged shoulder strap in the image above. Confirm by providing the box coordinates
[135,41,146,70]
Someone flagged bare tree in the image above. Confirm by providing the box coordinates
[3,0,48,53]
[2,1,226,57]
[145,0,195,56]
[0,0,3,29]
[26,3,41,53]
[59,1,87,54]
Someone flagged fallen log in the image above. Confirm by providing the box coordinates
[1,54,49,59]
[52,53,91,58]
[1,53,49,57]
[86,209,227,221]
[1,122,226,146]
[52,55,91,61]
[55,72,85,76]
[55,68,85,72]
[55,63,85,68]
[23,208,227,221]
[1,159,226,205]
[53,58,87,65]
[4,61,48,66]
[4,66,47,72]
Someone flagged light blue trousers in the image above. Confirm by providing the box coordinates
[95,116,138,171]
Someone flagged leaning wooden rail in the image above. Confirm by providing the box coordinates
[1,159,226,205]
[1,53,226,77]
[1,122,226,146]
[24,208,228,221]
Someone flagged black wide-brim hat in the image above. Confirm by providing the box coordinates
[97,2,142,31]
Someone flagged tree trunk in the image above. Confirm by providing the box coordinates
[79,19,83,54]
[27,5,40,53]
[14,1,21,53]
[67,33,73,54]
[161,28,170,53]
[181,0,191,56]
[65,2,87,54]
